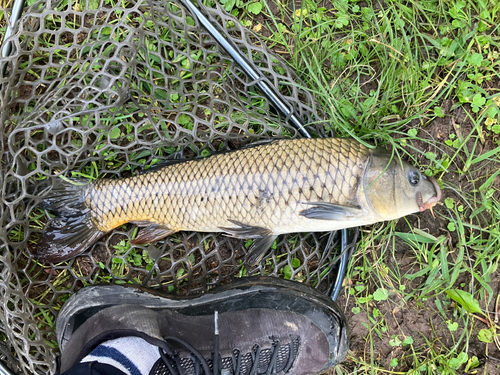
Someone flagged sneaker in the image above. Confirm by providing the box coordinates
[56,277,348,375]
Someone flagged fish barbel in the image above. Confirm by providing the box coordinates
[36,138,441,263]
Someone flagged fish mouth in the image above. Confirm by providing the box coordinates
[416,176,442,212]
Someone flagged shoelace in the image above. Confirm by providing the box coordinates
[158,312,299,375]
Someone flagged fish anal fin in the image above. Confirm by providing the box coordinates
[300,202,362,221]
[131,224,176,245]
[130,220,154,227]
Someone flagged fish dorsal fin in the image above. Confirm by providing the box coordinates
[140,153,188,174]
[299,202,363,221]
[140,139,281,174]
[239,138,281,149]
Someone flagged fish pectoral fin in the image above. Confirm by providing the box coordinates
[300,202,363,221]
[219,219,272,239]
[131,224,176,245]
[245,235,279,267]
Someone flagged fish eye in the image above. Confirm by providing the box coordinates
[408,170,420,186]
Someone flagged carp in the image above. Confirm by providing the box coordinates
[36,138,441,264]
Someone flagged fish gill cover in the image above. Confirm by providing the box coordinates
[0,0,355,373]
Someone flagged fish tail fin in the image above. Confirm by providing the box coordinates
[35,179,104,263]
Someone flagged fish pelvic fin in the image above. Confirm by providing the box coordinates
[219,220,272,239]
[219,220,277,267]
[36,179,104,263]
[299,202,363,221]
[244,235,279,267]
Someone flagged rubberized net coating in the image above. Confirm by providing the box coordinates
[0,1,355,373]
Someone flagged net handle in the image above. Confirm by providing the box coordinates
[177,0,312,139]
[179,0,355,302]
[0,0,26,78]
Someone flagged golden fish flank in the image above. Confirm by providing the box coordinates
[36,138,442,264]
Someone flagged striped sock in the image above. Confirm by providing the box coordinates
[81,337,160,375]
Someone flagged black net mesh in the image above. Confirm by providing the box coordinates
[0,0,355,373]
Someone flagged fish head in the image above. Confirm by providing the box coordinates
[363,151,442,220]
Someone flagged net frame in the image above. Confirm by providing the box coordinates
[0,1,356,373]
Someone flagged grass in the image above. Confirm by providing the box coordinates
[227,0,500,373]
[1,0,500,373]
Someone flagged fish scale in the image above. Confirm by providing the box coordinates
[86,138,370,236]
[36,137,440,263]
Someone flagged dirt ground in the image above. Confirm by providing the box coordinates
[333,99,500,373]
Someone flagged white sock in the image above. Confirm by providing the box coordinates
[81,336,160,375]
